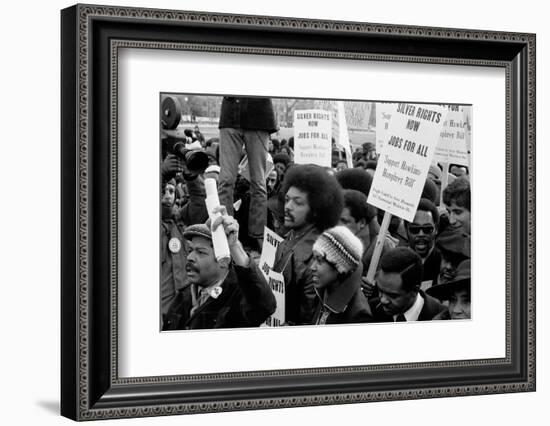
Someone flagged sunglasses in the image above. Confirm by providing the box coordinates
[408,224,435,235]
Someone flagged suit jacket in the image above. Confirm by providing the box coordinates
[369,290,447,322]
[163,261,276,330]
[422,248,442,286]
[218,97,278,134]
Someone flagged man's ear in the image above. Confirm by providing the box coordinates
[358,218,367,230]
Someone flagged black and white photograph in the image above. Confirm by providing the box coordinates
[51,1,538,422]
[159,94,472,331]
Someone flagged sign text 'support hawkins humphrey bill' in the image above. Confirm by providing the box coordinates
[367,103,448,222]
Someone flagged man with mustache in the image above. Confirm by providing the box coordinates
[405,198,441,289]
[272,164,344,325]
[162,208,276,330]
[370,247,447,322]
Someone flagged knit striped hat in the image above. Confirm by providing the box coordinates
[312,226,364,274]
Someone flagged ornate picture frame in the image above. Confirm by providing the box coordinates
[61,4,535,420]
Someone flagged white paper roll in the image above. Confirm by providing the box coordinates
[204,178,231,263]
[204,178,218,198]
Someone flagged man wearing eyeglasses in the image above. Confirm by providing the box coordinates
[404,198,442,290]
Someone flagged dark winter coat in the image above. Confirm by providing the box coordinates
[369,290,447,322]
[218,97,278,134]
[272,225,321,325]
[312,264,374,325]
[163,260,276,330]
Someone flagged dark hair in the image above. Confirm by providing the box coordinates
[379,247,423,291]
[272,153,291,168]
[354,159,367,169]
[343,190,371,223]
[288,137,294,149]
[362,142,375,151]
[280,146,292,157]
[442,177,471,211]
[352,151,363,162]
[271,139,281,150]
[421,178,438,205]
[282,164,344,231]
[408,198,440,228]
[365,160,378,170]
[335,168,373,197]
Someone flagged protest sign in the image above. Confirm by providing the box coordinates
[336,101,353,168]
[293,109,332,167]
[433,105,471,166]
[375,102,397,153]
[264,270,285,327]
[259,226,284,281]
[367,103,448,222]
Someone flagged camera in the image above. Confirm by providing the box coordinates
[161,95,209,175]
[172,140,209,175]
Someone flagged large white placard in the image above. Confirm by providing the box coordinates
[336,101,353,168]
[259,227,285,327]
[434,104,472,166]
[368,103,447,222]
[294,109,332,167]
[375,102,397,153]
[264,270,285,327]
[259,226,283,280]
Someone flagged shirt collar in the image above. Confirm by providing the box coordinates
[286,223,316,242]
[195,271,229,302]
[394,292,424,322]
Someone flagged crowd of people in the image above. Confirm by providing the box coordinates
[160,96,472,330]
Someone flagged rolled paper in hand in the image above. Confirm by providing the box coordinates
[204,178,231,264]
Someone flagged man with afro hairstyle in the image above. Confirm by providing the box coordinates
[272,164,344,325]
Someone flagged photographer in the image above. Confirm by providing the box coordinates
[161,133,211,226]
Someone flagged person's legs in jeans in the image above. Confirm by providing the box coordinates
[218,127,244,215]
[244,130,269,244]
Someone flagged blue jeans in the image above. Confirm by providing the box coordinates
[218,128,268,240]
